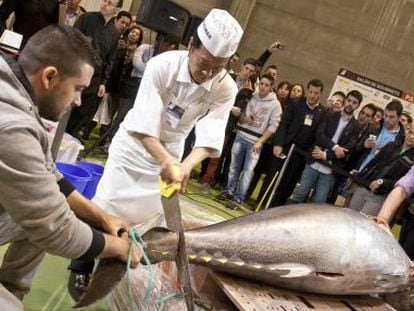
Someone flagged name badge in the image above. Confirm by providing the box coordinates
[304,114,313,126]
[165,104,185,128]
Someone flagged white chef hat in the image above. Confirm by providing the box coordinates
[197,9,243,58]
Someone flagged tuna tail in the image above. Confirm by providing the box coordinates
[74,258,126,308]
[140,227,179,264]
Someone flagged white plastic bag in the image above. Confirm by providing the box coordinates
[93,93,111,125]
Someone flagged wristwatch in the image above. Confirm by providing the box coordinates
[377,179,384,185]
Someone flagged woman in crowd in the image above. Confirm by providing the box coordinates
[289,82,305,100]
[276,80,292,110]
[105,25,143,142]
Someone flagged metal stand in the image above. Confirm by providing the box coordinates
[264,144,295,210]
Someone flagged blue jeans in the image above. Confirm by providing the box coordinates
[291,164,335,203]
[226,135,261,202]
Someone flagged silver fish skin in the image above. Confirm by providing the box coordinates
[142,204,411,295]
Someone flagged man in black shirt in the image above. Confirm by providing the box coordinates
[66,0,127,139]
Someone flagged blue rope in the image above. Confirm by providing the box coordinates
[127,227,184,310]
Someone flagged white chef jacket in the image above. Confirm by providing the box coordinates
[116,50,238,174]
[93,50,237,223]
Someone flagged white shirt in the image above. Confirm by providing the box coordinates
[114,50,238,174]
[131,43,154,78]
[311,113,352,175]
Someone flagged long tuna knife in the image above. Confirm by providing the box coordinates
[160,178,194,310]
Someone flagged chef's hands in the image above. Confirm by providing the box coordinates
[160,158,190,193]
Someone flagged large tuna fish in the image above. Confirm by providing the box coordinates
[142,204,411,295]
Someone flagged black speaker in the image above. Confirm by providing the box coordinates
[181,15,203,46]
[137,0,191,41]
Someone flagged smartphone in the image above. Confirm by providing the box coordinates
[279,153,287,159]
[369,134,377,140]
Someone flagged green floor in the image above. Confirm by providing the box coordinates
[0,248,106,311]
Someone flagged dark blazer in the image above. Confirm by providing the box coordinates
[355,142,414,195]
[353,121,405,169]
[273,98,326,149]
[316,111,362,164]
[75,12,121,86]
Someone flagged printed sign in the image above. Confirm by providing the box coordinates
[329,68,414,116]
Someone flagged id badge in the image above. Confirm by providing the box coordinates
[165,104,184,128]
[304,114,313,126]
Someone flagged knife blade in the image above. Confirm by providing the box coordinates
[161,184,194,310]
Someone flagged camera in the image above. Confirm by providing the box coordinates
[275,42,284,50]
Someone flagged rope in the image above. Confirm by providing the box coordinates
[126,227,184,310]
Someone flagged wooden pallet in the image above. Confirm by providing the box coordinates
[210,272,396,311]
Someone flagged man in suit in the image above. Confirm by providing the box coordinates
[267,79,326,207]
[290,90,363,203]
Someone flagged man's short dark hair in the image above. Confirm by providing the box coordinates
[402,111,413,124]
[385,99,403,116]
[265,64,278,72]
[307,79,324,92]
[116,10,131,21]
[18,25,100,78]
[116,0,123,8]
[332,91,346,99]
[346,90,363,104]
[243,58,257,67]
[260,73,274,85]
[361,103,377,116]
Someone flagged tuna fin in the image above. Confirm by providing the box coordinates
[140,227,179,264]
[267,263,314,278]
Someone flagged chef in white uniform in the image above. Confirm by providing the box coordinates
[94,9,244,224]
[68,9,244,302]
